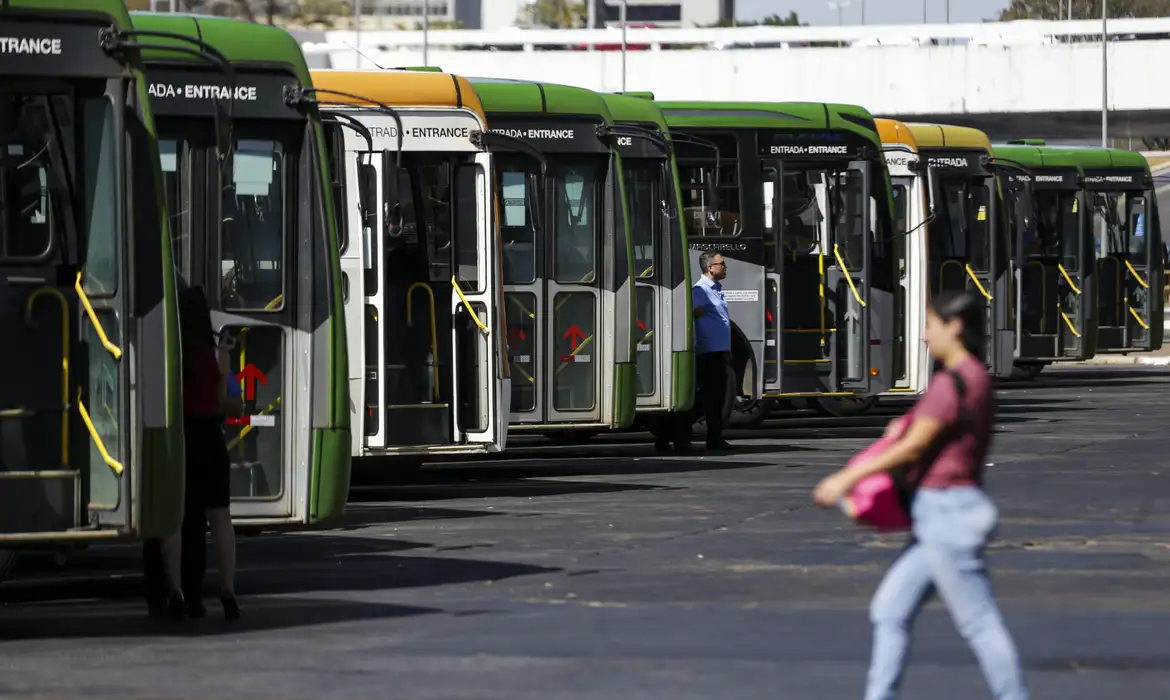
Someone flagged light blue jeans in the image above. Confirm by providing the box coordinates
[864,487,1028,700]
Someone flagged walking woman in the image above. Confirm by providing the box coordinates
[176,286,242,620]
[813,290,1028,700]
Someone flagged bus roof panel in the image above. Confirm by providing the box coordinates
[130,12,310,86]
[657,101,881,147]
[601,92,667,131]
[906,123,992,152]
[876,118,918,151]
[310,69,485,119]
[468,78,613,122]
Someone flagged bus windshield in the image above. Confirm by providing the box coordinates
[1032,191,1079,270]
[1,86,119,289]
[930,175,992,272]
[623,158,664,280]
[551,158,603,284]
[1093,191,1148,262]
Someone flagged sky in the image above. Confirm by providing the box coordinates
[737,0,1012,26]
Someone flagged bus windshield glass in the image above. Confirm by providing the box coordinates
[780,167,867,271]
[929,175,992,272]
[1093,191,1148,263]
[1032,191,1080,270]
[1,86,119,291]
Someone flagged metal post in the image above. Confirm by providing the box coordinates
[945,0,950,23]
[423,0,430,67]
[617,0,627,91]
[1102,0,1109,147]
[354,0,361,67]
[861,0,866,25]
[922,0,927,23]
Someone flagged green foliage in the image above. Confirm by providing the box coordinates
[701,11,804,28]
[1000,0,1170,20]
[518,0,588,29]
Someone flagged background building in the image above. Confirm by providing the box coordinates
[588,0,733,28]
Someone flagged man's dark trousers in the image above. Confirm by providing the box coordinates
[695,350,731,445]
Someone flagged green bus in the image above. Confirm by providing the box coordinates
[130,13,351,526]
[600,92,694,429]
[0,0,229,579]
[657,101,897,422]
[992,141,1097,374]
[468,78,637,439]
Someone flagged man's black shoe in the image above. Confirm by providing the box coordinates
[705,440,733,452]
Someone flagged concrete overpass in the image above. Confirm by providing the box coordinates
[297,18,1170,141]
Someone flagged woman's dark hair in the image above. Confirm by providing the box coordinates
[929,290,983,356]
[178,286,215,374]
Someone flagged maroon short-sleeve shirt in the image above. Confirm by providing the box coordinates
[906,356,995,489]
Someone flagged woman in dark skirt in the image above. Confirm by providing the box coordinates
[144,286,242,620]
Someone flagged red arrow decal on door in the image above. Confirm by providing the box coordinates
[563,324,585,350]
[237,364,268,401]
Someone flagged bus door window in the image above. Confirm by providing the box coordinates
[499,164,536,285]
[453,160,480,291]
[1092,191,1127,327]
[159,138,193,277]
[497,161,537,413]
[1,92,67,263]
[828,168,865,272]
[551,161,599,284]
[221,139,285,311]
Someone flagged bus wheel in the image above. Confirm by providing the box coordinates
[1011,363,1046,380]
[808,396,879,418]
[0,550,19,584]
[728,398,776,428]
[547,430,598,446]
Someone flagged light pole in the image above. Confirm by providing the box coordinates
[620,0,628,91]
[1102,0,1109,147]
[828,0,851,27]
[861,0,866,25]
[423,0,430,67]
[353,0,361,67]
[922,0,927,23]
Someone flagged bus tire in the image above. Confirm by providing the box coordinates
[728,398,776,428]
[808,396,880,418]
[1011,362,1046,380]
[0,550,19,584]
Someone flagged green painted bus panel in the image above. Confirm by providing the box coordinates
[601,92,696,413]
[310,428,351,524]
[613,363,637,428]
[131,12,351,523]
[657,101,882,143]
[992,145,1085,170]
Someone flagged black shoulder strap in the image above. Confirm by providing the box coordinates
[897,368,973,503]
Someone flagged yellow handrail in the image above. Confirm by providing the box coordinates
[1057,264,1082,295]
[77,387,123,475]
[963,264,993,301]
[25,287,70,466]
[817,252,827,347]
[239,294,285,374]
[406,282,440,400]
[450,276,488,334]
[1125,260,1150,289]
[832,244,867,308]
[1127,304,1150,330]
[1060,311,1081,338]
[554,333,594,376]
[74,272,122,360]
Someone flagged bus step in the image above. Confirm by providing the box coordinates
[383,404,452,446]
[0,469,80,534]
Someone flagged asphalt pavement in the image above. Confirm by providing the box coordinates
[1,365,1168,700]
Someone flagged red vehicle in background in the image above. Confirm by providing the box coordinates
[573,22,656,51]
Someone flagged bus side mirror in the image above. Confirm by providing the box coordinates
[357,162,377,228]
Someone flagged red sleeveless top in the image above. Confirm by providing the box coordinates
[184,346,222,416]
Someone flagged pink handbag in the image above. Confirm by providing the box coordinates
[839,431,913,531]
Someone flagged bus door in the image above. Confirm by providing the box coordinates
[1016,175,1092,360]
[1091,178,1162,351]
[928,161,1013,376]
[2,86,131,534]
[890,175,914,389]
[624,156,671,409]
[499,150,612,427]
[769,161,874,395]
[213,137,297,519]
[363,148,504,450]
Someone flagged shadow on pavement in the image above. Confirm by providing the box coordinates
[0,595,440,641]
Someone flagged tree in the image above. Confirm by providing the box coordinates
[1000,0,1170,20]
[518,0,588,29]
[701,11,805,28]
